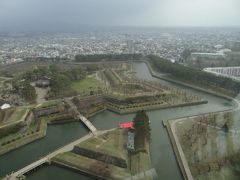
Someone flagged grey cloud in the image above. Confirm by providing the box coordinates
[0,0,239,31]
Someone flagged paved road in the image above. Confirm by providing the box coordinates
[170,117,194,180]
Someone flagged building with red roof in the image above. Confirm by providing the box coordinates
[118,122,134,129]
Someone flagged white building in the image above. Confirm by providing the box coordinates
[0,100,11,110]
[1,104,11,110]
[191,52,225,60]
[203,66,240,81]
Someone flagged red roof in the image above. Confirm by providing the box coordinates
[119,122,134,129]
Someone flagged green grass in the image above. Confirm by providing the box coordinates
[0,120,37,145]
[8,107,29,122]
[39,100,58,107]
[0,107,29,126]
[0,107,15,123]
[36,100,60,109]
[71,77,104,94]
[52,129,152,179]
[44,113,75,123]
[0,120,47,156]
[53,152,131,179]
[130,152,151,174]
[77,129,127,159]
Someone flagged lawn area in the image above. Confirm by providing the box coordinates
[77,129,128,159]
[53,152,131,179]
[8,107,29,122]
[0,108,15,123]
[0,106,29,126]
[130,151,151,175]
[52,129,152,179]
[71,77,104,94]
[35,100,61,109]
[129,141,153,179]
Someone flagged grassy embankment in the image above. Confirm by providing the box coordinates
[0,107,29,138]
[77,128,128,159]
[71,78,206,116]
[35,100,77,124]
[70,77,107,117]
[130,151,152,178]
[52,128,153,179]
[53,152,130,179]
[129,130,152,179]
[42,111,76,124]
[0,99,82,156]
[0,120,47,156]
[0,107,28,125]
[0,107,47,156]
[36,100,59,108]
[0,108,16,124]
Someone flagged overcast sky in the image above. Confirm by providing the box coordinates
[0,0,240,31]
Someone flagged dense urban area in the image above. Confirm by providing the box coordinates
[1,29,240,64]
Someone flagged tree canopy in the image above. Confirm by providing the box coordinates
[12,79,37,103]
[148,55,240,95]
[133,110,151,143]
[75,54,144,62]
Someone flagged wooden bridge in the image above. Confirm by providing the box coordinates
[76,114,97,135]
[65,98,98,135]
[3,99,99,180]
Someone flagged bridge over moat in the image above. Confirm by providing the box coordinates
[65,98,98,135]
[4,128,114,180]
[3,99,98,180]
[3,133,94,180]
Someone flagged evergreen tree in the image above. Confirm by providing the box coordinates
[133,110,151,143]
